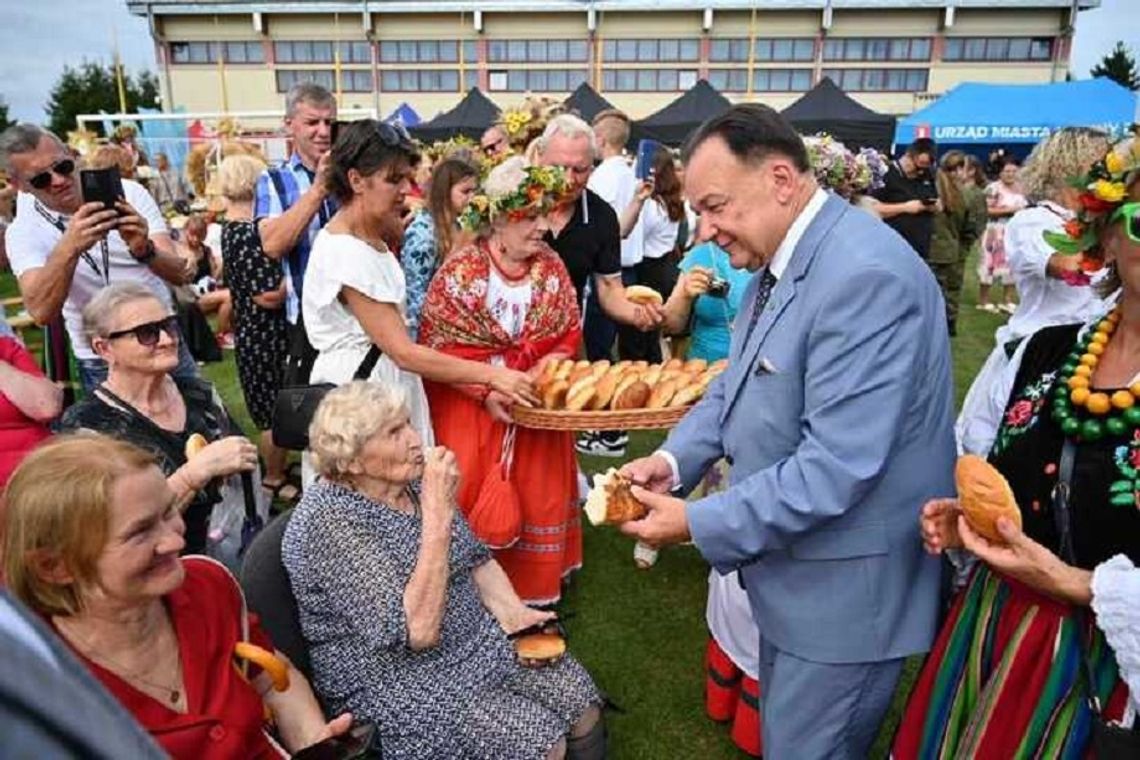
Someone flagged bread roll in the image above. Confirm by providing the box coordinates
[632,360,649,372]
[589,360,611,378]
[542,380,570,410]
[648,379,679,409]
[669,383,705,407]
[955,454,1022,543]
[625,284,663,307]
[574,359,591,372]
[565,377,597,411]
[185,433,209,459]
[568,366,594,384]
[614,360,633,372]
[664,358,684,371]
[590,371,622,410]
[553,359,574,380]
[683,358,708,373]
[583,468,649,525]
[612,380,651,410]
[514,632,566,661]
[710,359,729,373]
[643,365,663,388]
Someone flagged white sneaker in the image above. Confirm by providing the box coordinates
[634,541,659,569]
[981,303,1000,314]
[1000,302,1017,315]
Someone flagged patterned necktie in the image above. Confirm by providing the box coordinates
[742,268,778,344]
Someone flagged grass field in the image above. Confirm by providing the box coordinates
[2,251,1004,758]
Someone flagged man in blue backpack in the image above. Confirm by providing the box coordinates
[255,82,338,386]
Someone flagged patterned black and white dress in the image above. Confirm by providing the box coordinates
[282,481,601,759]
[221,220,286,430]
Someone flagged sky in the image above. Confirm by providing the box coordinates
[0,0,1137,124]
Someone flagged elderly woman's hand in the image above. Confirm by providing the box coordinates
[421,446,459,520]
[958,515,1093,605]
[184,435,258,488]
[920,498,963,554]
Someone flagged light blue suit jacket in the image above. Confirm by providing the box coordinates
[672,194,955,664]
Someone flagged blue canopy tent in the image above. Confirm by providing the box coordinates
[895,78,1136,157]
[384,102,421,128]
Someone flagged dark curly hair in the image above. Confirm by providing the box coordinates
[325,120,421,204]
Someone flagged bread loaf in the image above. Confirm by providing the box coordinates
[612,380,651,410]
[590,371,622,410]
[542,379,570,410]
[514,632,566,661]
[683,358,708,373]
[955,455,1022,543]
[565,377,597,411]
[625,284,663,307]
[647,379,679,409]
[185,433,209,459]
[584,468,649,525]
[669,383,705,407]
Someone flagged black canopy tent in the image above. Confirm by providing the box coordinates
[781,77,896,152]
[563,82,615,123]
[635,79,732,145]
[410,87,501,143]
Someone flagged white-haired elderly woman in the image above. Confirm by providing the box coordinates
[282,381,605,760]
[58,281,258,554]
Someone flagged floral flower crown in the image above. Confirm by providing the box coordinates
[1043,126,1140,285]
[424,135,476,163]
[459,158,569,232]
[499,96,565,152]
[801,134,888,199]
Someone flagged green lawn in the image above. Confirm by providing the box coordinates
[3,251,1000,758]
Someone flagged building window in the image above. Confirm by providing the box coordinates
[707,69,749,92]
[379,69,463,92]
[822,37,931,62]
[339,70,373,93]
[822,68,929,92]
[275,69,336,93]
[601,68,698,92]
[377,40,475,64]
[487,40,589,63]
[171,42,213,64]
[754,38,815,62]
[488,69,588,92]
[943,36,1054,62]
[601,38,701,62]
[708,38,751,63]
[275,41,366,64]
[464,69,479,90]
[753,68,813,92]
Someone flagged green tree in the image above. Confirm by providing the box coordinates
[0,99,12,132]
[1090,40,1140,91]
[44,61,160,137]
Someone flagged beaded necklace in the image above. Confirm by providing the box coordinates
[1050,307,1140,506]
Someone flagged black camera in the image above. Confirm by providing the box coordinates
[706,276,730,299]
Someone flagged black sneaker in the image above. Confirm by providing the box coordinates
[575,431,599,455]
[578,431,628,458]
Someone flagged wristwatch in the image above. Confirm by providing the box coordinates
[132,239,157,264]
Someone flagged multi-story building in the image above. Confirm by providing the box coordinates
[125,0,1097,124]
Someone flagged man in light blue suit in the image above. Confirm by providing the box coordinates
[622,104,956,758]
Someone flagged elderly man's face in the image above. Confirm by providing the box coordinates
[353,410,425,486]
[8,136,81,214]
[684,136,800,272]
[285,99,336,168]
[539,133,593,201]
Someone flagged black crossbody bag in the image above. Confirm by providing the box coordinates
[271,346,381,451]
[1052,439,1140,756]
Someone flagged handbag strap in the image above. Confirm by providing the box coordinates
[353,345,383,381]
[1051,437,1105,715]
[499,424,517,475]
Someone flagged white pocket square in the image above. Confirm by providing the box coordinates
[755,356,780,375]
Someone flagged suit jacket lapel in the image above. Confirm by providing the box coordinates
[721,195,848,419]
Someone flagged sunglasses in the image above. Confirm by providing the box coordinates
[343,121,416,167]
[1110,201,1140,244]
[27,158,75,190]
[105,316,180,347]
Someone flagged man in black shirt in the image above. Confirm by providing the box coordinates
[873,138,940,259]
[537,114,663,456]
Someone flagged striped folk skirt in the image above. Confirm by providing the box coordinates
[893,564,1129,759]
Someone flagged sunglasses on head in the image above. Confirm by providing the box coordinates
[27,158,75,190]
[1110,201,1140,244]
[343,121,416,166]
[105,316,180,347]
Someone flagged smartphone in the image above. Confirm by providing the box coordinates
[292,722,379,760]
[921,197,938,206]
[634,139,664,182]
[80,167,125,213]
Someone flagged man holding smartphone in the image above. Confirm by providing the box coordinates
[872,138,940,259]
[254,82,338,387]
[1,123,196,391]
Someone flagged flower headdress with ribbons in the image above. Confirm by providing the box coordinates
[459,156,569,232]
[1043,127,1140,285]
[801,134,888,199]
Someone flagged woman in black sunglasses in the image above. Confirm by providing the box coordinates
[299,120,537,481]
[57,282,258,555]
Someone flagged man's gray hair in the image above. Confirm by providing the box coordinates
[536,113,597,159]
[0,123,63,173]
[285,82,336,119]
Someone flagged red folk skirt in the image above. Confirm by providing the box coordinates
[425,381,581,605]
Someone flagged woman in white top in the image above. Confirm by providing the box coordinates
[302,121,537,482]
[958,127,1113,454]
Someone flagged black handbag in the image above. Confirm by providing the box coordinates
[1052,439,1140,756]
[271,346,382,451]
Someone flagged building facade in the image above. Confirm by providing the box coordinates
[126,0,1097,124]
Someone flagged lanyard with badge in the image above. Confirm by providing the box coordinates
[34,200,110,286]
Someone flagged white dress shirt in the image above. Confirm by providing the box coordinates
[588,155,644,268]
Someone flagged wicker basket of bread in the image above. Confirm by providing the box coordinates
[510,357,727,431]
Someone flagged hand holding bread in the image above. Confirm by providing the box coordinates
[955,455,1022,544]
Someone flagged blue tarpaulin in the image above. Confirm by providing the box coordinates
[384,102,421,128]
[895,78,1136,147]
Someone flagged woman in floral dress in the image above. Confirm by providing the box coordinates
[419,158,582,605]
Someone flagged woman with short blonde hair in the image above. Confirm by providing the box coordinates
[3,433,351,758]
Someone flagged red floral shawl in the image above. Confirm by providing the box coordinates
[418,240,581,371]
